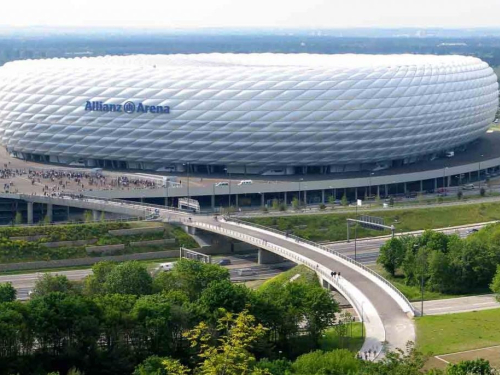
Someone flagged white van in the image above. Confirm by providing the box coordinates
[463,184,475,190]
[155,262,176,273]
[238,268,256,276]
[238,180,253,186]
[215,181,229,187]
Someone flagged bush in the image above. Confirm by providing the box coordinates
[480,187,486,197]
[319,203,326,210]
[457,190,463,200]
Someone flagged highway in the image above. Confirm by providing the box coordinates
[4,255,295,301]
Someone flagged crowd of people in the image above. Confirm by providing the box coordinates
[0,164,168,194]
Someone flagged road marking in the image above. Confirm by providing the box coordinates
[435,356,450,364]
[439,344,500,357]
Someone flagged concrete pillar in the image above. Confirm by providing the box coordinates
[377,185,380,197]
[258,248,283,264]
[92,210,99,221]
[284,192,287,204]
[261,193,265,207]
[355,188,358,200]
[420,180,423,193]
[403,182,407,194]
[235,194,239,208]
[434,178,438,190]
[321,189,325,204]
[27,201,33,224]
[140,197,144,203]
[385,184,388,197]
[211,194,215,210]
[46,203,53,223]
[303,190,307,205]
[333,188,336,199]
[447,175,451,187]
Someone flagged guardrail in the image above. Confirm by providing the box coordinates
[225,216,414,315]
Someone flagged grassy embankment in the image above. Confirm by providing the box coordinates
[246,201,500,243]
[417,309,500,355]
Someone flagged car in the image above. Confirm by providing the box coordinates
[217,258,231,265]
[215,181,229,187]
[463,184,475,190]
[466,228,479,235]
[237,268,256,276]
[154,262,176,273]
[238,180,253,186]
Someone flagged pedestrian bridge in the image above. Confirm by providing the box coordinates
[3,192,416,359]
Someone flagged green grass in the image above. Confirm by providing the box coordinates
[416,309,500,355]
[320,323,364,353]
[258,265,319,292]
[246,201,500,242]
[0,257,178,276]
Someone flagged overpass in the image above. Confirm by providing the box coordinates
[3,192,416,359]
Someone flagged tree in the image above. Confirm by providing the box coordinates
[319,203,326,210]
[183,310,268,375]
[165,259,230,300]
[328,195,335,205]
[31,273,75,298]
[104,261,153,296]
[83,261,117,295]
[341,194,348,206]
[292,197,300,210]
[14,211,22,225]
[271,199,279,210]
[42,214,51,225]
[480,187,486,197]
[446,359,491,375]
[0,282,16,303]
[377,238,405,276]
[457,190,463,200]
[132,293,172,354]
[389,196,394,206]
[100,211,106,222]
[29,292,100,357]
[490,265,500,300]
[198,280,250,321]
[291,349,359,375]
[84,210,93,222]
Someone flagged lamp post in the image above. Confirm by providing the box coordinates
[354,203,358,261]
[443,167,448,196]
[183,162,190,201]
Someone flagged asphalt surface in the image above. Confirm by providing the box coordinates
[4,254,295,301]
[413,294,500,316]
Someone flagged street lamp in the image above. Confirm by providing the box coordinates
[361,300,365,338]
[183,162,190,201]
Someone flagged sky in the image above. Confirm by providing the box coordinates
[1,0,500,29]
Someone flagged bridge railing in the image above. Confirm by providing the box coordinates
[225,216,414,315]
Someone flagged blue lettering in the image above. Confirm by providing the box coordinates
[85,101,92,111]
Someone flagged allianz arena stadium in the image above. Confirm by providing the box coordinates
[0,53,497,175]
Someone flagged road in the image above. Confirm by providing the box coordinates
[325,223,487,265]
[4,255,295,300]
[412,294,500,316]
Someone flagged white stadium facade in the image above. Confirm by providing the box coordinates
[0,53,497,175]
